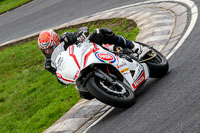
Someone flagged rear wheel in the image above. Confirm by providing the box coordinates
[86,76,135,108]
[138,42,169,78]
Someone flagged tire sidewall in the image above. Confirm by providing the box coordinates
[136,42,169,78]
[86,77,135,108]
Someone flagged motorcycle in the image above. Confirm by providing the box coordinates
[55,38,169,108]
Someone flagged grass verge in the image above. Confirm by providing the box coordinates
[0,0,33,15]
[0,18,139,133]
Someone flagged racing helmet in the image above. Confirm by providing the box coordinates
[38,29,60,57]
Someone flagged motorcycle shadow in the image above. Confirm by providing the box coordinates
[135,70,171,97]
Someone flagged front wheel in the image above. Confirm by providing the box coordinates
[86,77,135,108]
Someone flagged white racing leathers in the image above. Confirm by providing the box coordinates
[51,42,65,69]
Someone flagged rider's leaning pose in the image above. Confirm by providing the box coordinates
[38,27,143,75]
[38,27,89,75]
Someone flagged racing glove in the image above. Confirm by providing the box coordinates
[89,28,121,45]
[76,27,89,43]
[89,28,108,45]
[44,58,56,75]
[76,30,88,43]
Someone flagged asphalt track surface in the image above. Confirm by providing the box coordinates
[0,0,141,45]
[1,0,200,133]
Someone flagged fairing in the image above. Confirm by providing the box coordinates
[55,39,149,90]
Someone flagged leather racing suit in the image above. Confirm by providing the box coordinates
[45,28,136,75]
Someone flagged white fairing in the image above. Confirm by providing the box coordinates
[55,39,149,91]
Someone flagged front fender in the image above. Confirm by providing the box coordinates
[76,63,124,92]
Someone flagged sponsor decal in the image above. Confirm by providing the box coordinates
[120,68,129,73]
[117,63,126,69]
[132,72,145,89]
[57,57,63,67]
[122,72,130,75]
[95,52,116,63]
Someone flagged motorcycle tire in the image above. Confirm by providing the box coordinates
[138,42,169,78]
[86,76,135,108]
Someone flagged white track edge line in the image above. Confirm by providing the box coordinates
[166,0,198,59]
[82,107,115,133]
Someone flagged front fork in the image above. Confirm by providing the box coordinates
[84,68,114,86]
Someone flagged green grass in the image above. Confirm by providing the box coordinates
[0,18,139,133]
[0,0,33,14]
[56,18,139,41]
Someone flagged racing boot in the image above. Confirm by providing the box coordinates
[129,41,151,60]
[131,41,143,58]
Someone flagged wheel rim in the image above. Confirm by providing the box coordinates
[96,79,131,98]
[147,50,163,64]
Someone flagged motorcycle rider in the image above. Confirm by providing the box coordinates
[38,27,89,74]
[38,27,143,75]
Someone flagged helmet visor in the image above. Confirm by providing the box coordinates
[41,47,54,58]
